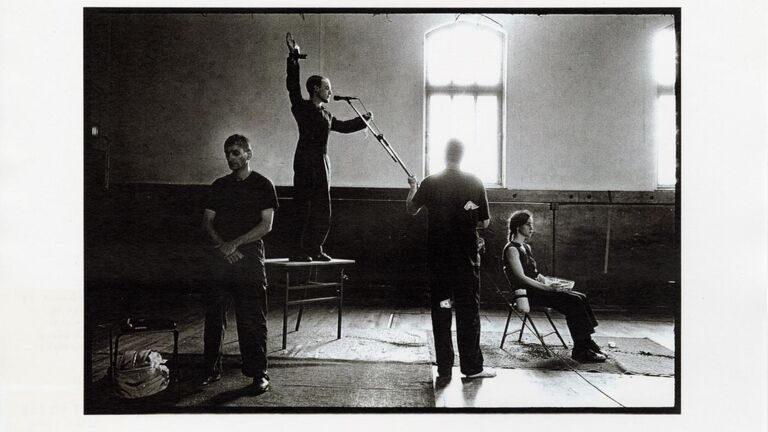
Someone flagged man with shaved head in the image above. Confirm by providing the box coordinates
[286,40,372,262]
[406,139,496,380]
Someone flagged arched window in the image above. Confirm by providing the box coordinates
[424,18,506,185]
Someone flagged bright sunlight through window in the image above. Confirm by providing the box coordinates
[654,26,677,187]
[425,20,505,184]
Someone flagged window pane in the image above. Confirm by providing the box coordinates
[426,30,454,86]
[653,28,676,87]
[427,23,503,86]
[427,94,499,183]
[467,96,499,183]
[427,94,451,174]
[656,94,676,186]
[450,25,479,86]
[427,94,474,175]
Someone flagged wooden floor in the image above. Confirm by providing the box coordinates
[88,300,676,409]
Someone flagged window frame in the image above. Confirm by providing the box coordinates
[654,24,678,189]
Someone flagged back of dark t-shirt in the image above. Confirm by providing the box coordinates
[206,171,279,254]
[411,169,489,263]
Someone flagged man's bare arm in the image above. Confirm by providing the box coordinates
[405,176,422,215]
[202,209,224,245]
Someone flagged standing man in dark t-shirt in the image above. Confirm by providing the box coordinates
[406,139,496,380]
[201,134,278,394]
[286,40,372,262]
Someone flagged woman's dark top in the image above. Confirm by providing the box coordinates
[503,241,539,290]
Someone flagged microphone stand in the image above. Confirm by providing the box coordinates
[341,99,414,178]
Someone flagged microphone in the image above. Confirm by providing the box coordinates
[333,95,358,101]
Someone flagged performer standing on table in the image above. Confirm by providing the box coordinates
[285,34,372,262]
[406,139,496,380]
[200,134,277,394]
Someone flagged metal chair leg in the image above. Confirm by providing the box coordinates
[337,268,344,340]
[518,313,528,342]
[527,316,553,356]
[543,309,568,348]
[500,307,514,348]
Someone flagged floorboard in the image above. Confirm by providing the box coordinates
[88,302,676,409]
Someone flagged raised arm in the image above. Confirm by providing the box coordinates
[286,56,303,106]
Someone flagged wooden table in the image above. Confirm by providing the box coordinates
[265,258,354,350]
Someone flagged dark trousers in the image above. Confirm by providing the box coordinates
[293,154,331,256]
[429,259,484,376]
[203,253,268,378]
[528,289,598,344]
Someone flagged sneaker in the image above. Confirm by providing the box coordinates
[465,369,497,379]
[250,375,270,395]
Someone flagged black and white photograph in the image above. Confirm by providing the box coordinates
[83,8,680,412]
[0,0,766,430]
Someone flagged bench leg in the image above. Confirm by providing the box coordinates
[283,271,289,350]
[337,268,344,340]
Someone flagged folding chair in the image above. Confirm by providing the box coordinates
[493,263,569,356]
[499,304,568,355]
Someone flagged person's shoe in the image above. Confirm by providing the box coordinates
[313,252,332,262]
[465,369,497,379]
[587,339,607,356]
[199,371,222,386]
[250,375,270,395]
[289,253,312,262]
[571,348,607,363]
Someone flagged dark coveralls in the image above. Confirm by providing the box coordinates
[286,56,367,256]
[503,241,599,344]
[411,169,490,377]
[203,171,278,379]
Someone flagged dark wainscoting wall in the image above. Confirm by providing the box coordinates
[85,184,678,316]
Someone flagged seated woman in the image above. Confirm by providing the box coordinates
[502,210,607,362]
